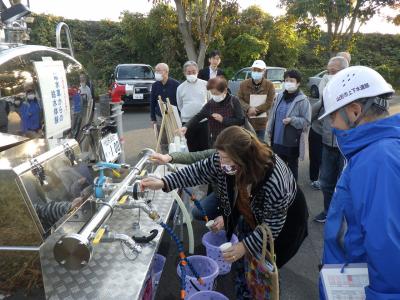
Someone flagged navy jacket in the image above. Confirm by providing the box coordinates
[150,78,180,121]
[198,67,225,81]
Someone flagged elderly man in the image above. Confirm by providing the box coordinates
[309,55,350,190]
[319,66,399,299]
[150,63,180,152]
[313,56,349,223]
[238,59,275,140]
[337,51,351,65]
[176,61,209,151]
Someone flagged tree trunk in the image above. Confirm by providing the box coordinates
[174,0,220,67]
[197,40,208,69]
[175,0,198,62]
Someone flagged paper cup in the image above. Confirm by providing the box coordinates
[219,242,232,253]
[205,220,215,230]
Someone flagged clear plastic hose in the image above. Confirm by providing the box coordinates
[171,190,195,254]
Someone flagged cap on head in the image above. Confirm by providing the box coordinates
[319,66,394,120]
[251,60,266,70]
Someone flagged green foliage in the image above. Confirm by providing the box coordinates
[27,3,400,93]
[28,14,124,88]
[266,16,306,68]
[352,33,400,89]
[227,33,269,66]
[119,4,185,80]
[29,14,61,46]
[280,0,400,54]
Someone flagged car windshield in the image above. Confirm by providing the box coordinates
[117,65,154,80]
[266,69,285,82]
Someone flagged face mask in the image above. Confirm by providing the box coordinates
[324,74,333,81]
[186,74,197,83]
[27,93,35,100]
[221,164,237,175]
[212,94,225,103]
[284,82,298,92]
[251,71,263,81]
[154,72,163,81]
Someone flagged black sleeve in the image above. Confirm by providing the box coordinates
[222,96,245,127]
[198,68,208,81]
[150,83,158,122]
[185,103,210,129]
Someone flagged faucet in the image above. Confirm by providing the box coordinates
[90,226,142,256]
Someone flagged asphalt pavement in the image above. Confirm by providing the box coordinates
[120,95,399,300]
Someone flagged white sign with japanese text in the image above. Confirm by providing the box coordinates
[34,60,71,138]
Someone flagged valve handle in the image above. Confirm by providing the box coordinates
[132,229,158,243]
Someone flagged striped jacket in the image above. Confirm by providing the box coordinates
[162,152,297,258]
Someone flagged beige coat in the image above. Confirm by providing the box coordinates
[237,78,276,130]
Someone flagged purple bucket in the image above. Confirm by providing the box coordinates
[152,254,166,291]
[177,255,219,299]
[202,230,238,275]
[187,291,229,300]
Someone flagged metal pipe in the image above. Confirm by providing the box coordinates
[53,148,154,270]
[101,232,141,253]
[79,149,154,239]
[56,22,74,57]
[0,246,40,251]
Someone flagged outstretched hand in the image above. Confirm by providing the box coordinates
[140,177,164,191]
[149,153,172,165]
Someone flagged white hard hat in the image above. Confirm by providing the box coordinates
[251,60,266,70]
[319,66,394,120]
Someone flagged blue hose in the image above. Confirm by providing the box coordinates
[159,221,203,299]
[182,187,208,222]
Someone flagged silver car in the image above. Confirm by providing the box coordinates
[228,66,286,96]
[307,70,327,98]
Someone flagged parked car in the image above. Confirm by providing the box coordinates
[228,66,286,96]
[307,70,327,98]
[112,64,155,106]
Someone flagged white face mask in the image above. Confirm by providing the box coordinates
[324,74,333,81]
[212,94,225,102]
[221,164,237,175]
[251,71,264,81]
[284,82,298,93]
[154,72,163,81]
[186,74,197,83]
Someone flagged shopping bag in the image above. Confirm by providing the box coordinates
[244,223,279,300]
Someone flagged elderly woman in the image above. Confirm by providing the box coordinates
[142,126,307,299]
[267,69,311,181]
[180,76,245,147]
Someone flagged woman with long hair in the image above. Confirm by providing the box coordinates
[141,126,305,298]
